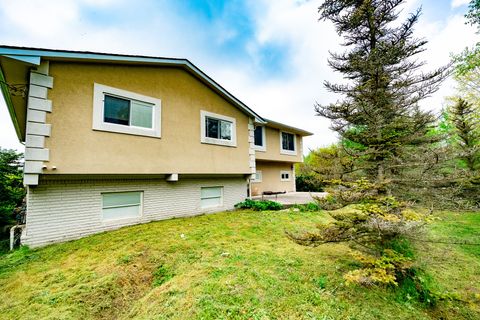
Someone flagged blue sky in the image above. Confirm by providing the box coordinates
[0,0,478,153]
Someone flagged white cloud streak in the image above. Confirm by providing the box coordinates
[451,0,470,9]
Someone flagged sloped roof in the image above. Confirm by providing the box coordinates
[0,45,267,140]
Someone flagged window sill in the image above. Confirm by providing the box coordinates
[102,216,143,227]
[280,149,297,156]
[201,137,237,147]
[254,145,266,152]
[93,126,161,138]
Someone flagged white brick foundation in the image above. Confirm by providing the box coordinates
[24,176,248,247]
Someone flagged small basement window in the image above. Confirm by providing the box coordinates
[102,191,142,221]
[280,132,296,155]
[200,186,223,208]
[280,171,291,181]
[93,83,161,138]
[200,111,237,147]
[252,170,262,183]
[254,126,266,151]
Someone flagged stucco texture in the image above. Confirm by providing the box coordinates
[45,62,251,175]
[255,126,303,163]
[251,161,295,196]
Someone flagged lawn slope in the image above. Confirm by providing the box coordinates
[0,210,478,319]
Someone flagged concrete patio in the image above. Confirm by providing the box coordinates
[252,192,327,206]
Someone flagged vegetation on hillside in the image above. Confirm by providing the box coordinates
[0,210,478,319]
[0,148,24,252]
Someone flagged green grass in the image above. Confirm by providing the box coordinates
[0,209,478,319]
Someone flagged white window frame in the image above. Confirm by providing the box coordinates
[280,131,297,155]
[101,191,143,222]
[93,83,161,138]
[253,125,266,152]
[200,186,224,209]
[252,170,262,183]
[280,170,291,181]
[200,110,237,147]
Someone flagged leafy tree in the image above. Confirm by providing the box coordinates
[315,0,449,185]
[0,148,24,239]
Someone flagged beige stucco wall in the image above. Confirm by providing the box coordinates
[251,161,295,196]
[44,62,251,175]
[255,126,303,163]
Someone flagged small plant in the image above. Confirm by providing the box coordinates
[314,275,328,289]
[292,202,321,212]
[152,264,174,287]
[235,199,283,211]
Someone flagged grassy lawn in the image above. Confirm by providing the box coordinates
[0,209,478,319]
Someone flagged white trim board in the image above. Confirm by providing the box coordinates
[92,83,162,138]
[200,110,237,147]
[279,131,297,156]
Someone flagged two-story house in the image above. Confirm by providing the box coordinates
[0,46,312,247]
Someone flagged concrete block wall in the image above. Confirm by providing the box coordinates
[24,176,247,247]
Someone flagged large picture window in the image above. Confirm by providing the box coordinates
[102,191,142,221]
[93,83,161,138]
[200,111,237,147]
[280,131,297,155]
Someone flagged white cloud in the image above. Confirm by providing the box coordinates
[451,0,470,9]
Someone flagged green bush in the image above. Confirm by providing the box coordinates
[295,173,324,192]
[293,202,321,212]
[235,199,283,211]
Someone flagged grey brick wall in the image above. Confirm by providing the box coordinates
[24,176,248,247]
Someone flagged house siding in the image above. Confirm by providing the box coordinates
[24,176,247,247]
[251,161,295,196]
[44,62,251,175]
[254,127,303,163]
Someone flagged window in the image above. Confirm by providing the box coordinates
[280,131,297,155]
[200,186,223,208]
[93,83,161,138]
[206,117,232,140]
[252,170,262,183]
[254,126,266,151]
[102,191,142,221]
[200,111,237,147]
[280,171,291,181]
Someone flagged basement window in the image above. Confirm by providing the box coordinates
[280,171,291,181]
[93,83,161,138]
[102,191,143,221]
[200,186,223,208]
[252,170,262,183]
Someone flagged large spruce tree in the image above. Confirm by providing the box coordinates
[316,0,448,184]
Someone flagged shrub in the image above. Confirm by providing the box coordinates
[288,179,431,291]
[292,202,321,212]
[235,199,283,211]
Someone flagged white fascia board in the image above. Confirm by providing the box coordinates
[3,54,40,65]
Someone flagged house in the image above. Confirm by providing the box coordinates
[0,46,313,247]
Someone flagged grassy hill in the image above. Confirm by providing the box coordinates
[0,209,479,319]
